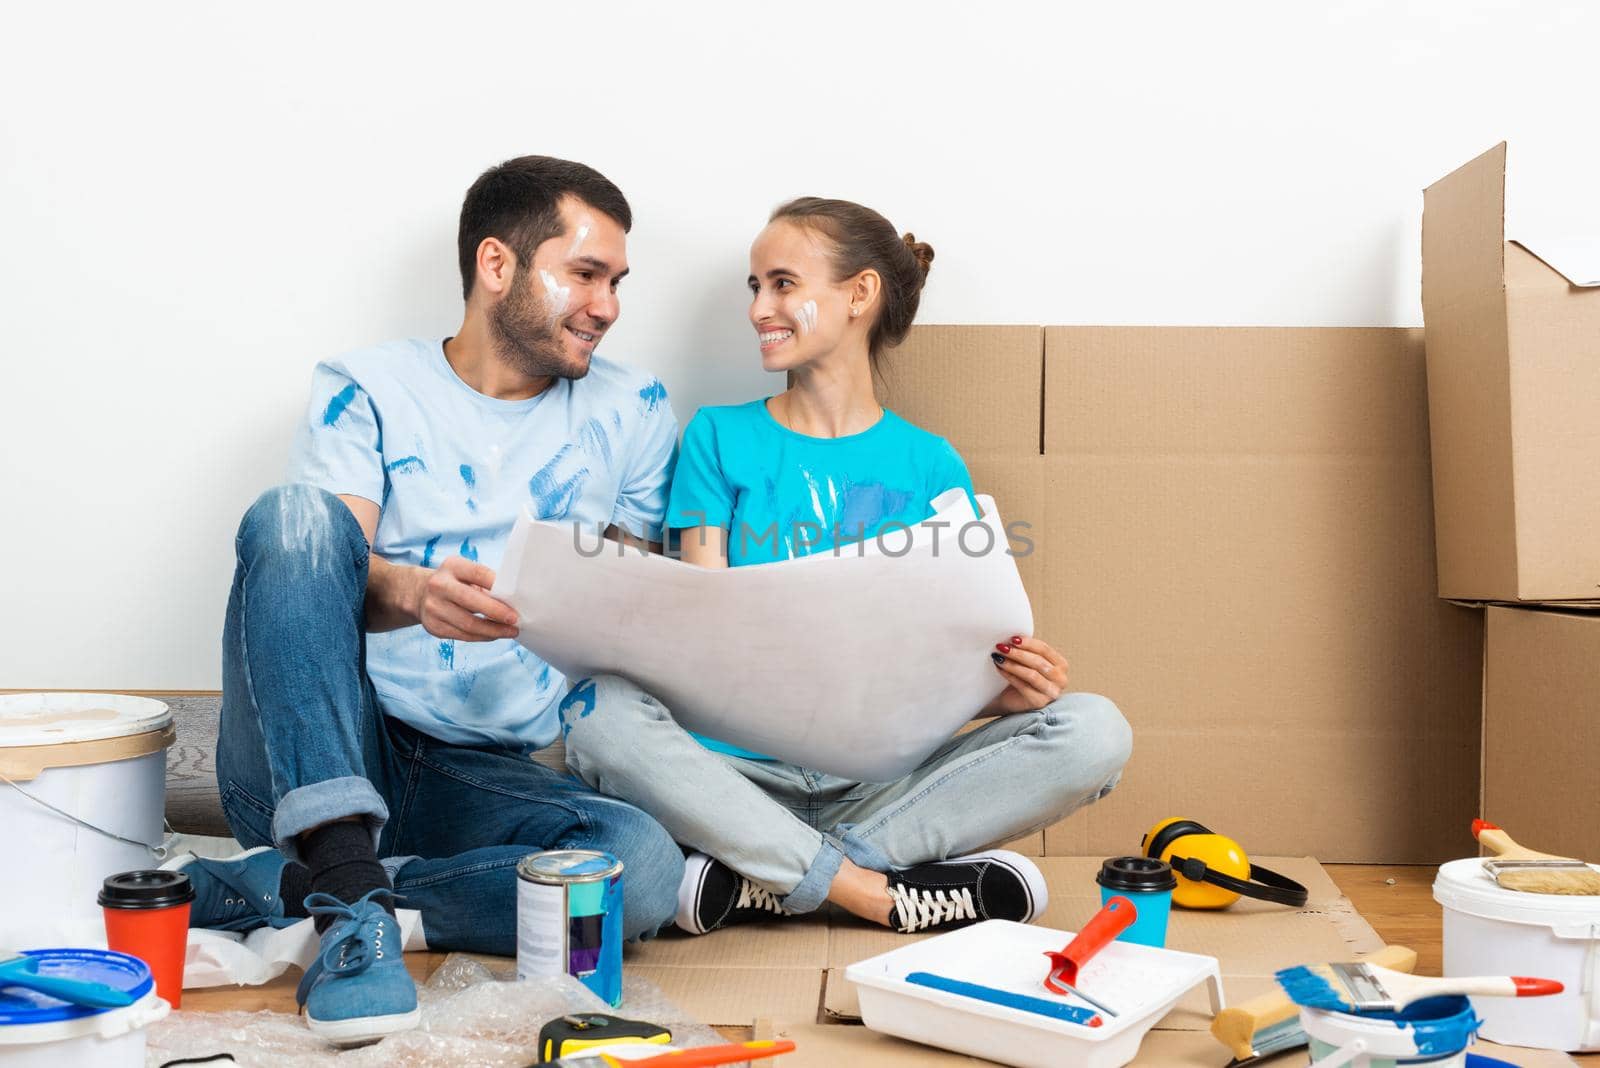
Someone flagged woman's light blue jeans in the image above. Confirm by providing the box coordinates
[560,673,1131,914]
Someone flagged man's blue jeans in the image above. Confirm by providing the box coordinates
[216,485,683,954]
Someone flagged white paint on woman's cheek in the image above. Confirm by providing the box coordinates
[568,218,593,258]
[539,269,571,325]
[795,299,818,335]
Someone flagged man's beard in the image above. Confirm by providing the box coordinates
[488,269,590,380]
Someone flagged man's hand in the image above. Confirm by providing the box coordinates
[984,635,1070,715]
[412,556,520,642]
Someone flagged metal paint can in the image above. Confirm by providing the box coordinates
[516,849,624,1006]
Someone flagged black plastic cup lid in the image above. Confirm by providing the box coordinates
[1097,855,1178,892]
[98,869,195,909]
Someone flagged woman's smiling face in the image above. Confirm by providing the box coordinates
[747,220,858,373]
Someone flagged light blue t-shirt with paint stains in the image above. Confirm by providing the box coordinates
[290,337,677,752]
[665,398,975,759]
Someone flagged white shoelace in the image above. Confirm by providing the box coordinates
[888,883,977,932]
[735,879,786,915]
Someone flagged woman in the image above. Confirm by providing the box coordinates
[561,198,1131,935]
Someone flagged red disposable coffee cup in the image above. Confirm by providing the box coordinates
[99,869,193,1008]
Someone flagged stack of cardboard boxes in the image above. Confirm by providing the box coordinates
[873,322,1483,865]
[1423,142,1600,861]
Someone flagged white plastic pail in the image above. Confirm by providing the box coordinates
[1434,857,1600,1051]
[0,695,174,947]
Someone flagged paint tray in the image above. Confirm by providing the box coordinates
[844,919,1223,1068]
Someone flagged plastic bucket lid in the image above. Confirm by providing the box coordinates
[1434,857,1600,936]
[0,694,172,748]
[0,694,174,783]
[0,949,154,1037]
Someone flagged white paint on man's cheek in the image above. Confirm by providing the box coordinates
[568,218,593,258]
[539,269,571,325]
[795,299,819,335]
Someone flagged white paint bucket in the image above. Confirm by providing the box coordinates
[0,949,169,1068]
[0,695,175,948]
[1434,857,1600,1051]
[1303,996,1478,1067]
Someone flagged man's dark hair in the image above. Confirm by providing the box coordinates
[457,156,632,300]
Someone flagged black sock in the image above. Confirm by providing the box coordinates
[278,862,312,918]
[299,821,393,933]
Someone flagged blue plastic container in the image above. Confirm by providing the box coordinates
[1096,857,1176,947]
[0,949,165,1065]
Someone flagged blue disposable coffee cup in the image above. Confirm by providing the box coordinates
[1097,857,1177,947]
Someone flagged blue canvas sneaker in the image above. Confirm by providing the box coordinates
[174,846,296,932]
[295,889,419,1045]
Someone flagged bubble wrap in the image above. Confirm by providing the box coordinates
[146,956,729,1067]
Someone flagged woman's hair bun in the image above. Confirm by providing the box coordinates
[902,232,935,276]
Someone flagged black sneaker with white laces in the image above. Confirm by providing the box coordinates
[675,852,790,935]
[886,850,1049,934]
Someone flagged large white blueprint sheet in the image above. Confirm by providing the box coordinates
[491,490,1033,782]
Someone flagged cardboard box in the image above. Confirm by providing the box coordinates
[1482,605,1600,860]
[872,325,1044,458]
[1422,142,1600,603]
[794,324,1483,861]
[1035,327,1482,862]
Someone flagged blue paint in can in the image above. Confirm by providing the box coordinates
[1304,995,1481,1066]
[515,850,624,1007]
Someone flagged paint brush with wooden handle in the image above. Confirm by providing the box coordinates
[1209,944,1416,1063]
[1275,961,1561,1014]
[1474,819,1600,895]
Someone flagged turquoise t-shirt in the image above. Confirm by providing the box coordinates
[666,398,976,759]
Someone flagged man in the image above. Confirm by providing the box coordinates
[184,157,684,1045]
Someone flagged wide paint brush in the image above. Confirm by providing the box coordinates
[1210,944,1417,1063]
[1474,819,1600,895]
[1275,960,1561,1014]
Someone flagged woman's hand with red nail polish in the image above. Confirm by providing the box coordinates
[984,635,1071,715]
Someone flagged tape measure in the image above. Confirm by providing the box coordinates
[537,1013,672,1063]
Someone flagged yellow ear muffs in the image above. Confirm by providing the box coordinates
[1140,817,1309,910]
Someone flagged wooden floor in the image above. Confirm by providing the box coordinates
[184,863,1443,1017]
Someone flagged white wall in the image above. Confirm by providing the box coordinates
[4,0,1599,688]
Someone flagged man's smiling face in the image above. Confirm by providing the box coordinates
[490,196,630,381]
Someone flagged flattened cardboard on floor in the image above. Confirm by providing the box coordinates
[772,1021,990,1065]
[1422,142,1600,603]
[1034,327,1483,862]
[774,1025,1574,1068]
[1481,605,1600,861]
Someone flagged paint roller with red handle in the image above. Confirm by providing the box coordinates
[1041,895,1137,1016]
